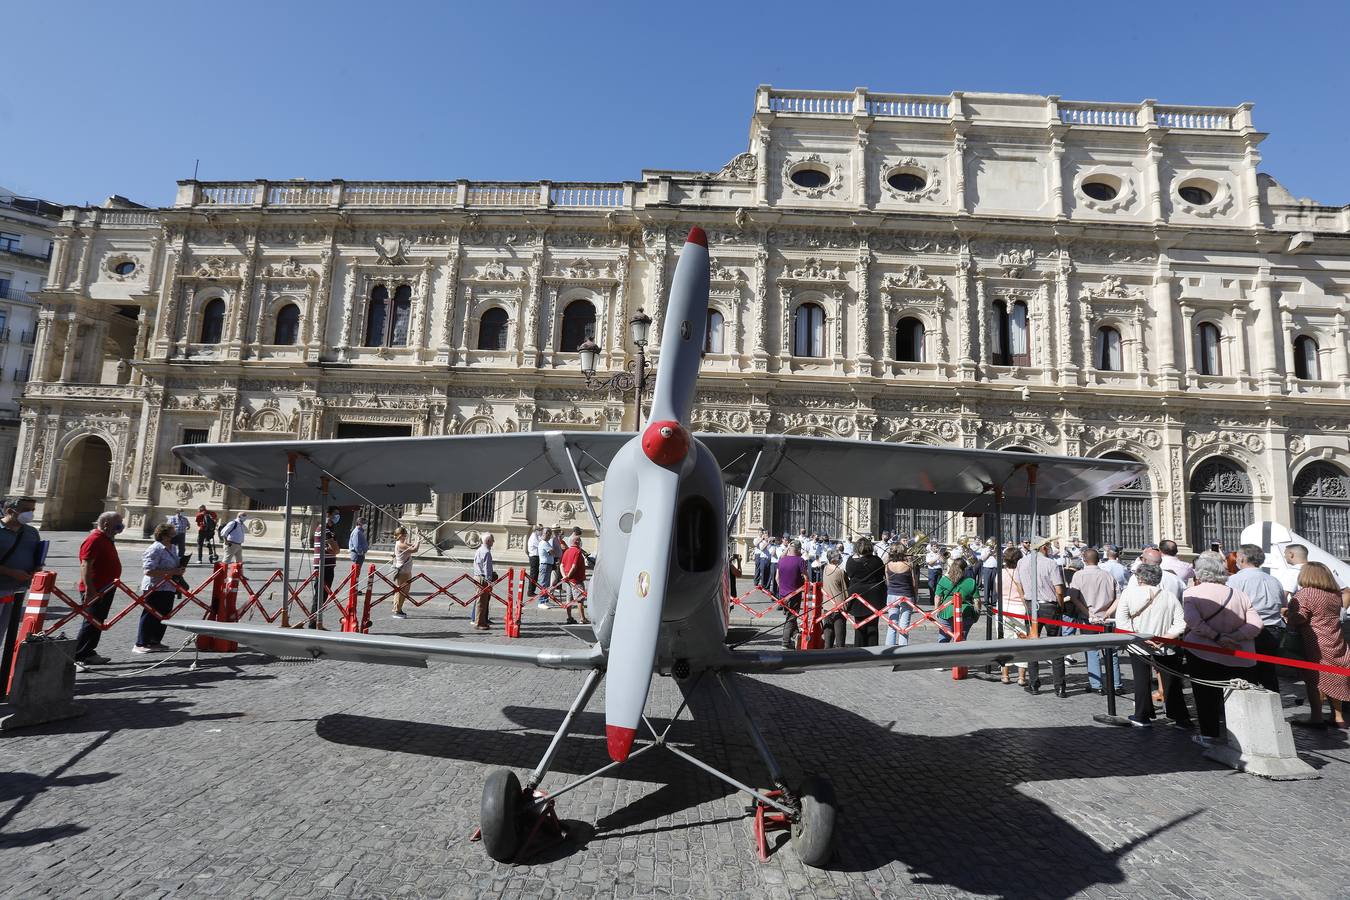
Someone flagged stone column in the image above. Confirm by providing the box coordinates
[853,241,872,372]
[951,130,968,215]
[1153,266,1180,389]
[1233,306,1252,382]
[754,126,771,206]
[1048,131,1066,219]
[1334,311,1350,396]
[29,313,54,383]
[58,321,79,383]
[1250,269,1282,392]
[751,242,770,371]
[1056,261,1078,385]
[957,261,976,378]
[1179,303,1196,378]
[438,235,462,365]
[974,271,988,377]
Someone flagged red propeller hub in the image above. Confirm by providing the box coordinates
[641,420,689,468]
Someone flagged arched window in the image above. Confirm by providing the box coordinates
[1294,462,1350,561]
[199,298,225,344]
[273,303,300,345]
[1293,335,1319,380]
[792,302,825,358]
[991,300,1029,366]
[477,307,509,351]
[364,286,388,347]
[1087,451,1152,554]
[894,317,925,362]
[559,299,596,352]
[1195,322,1222,376]
[1189,458,1252,551]
[704,309,724,354]
[1094,326,1123,371]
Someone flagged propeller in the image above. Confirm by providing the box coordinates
[603,227,709,763]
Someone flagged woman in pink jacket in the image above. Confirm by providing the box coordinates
[1181,551,1264,747]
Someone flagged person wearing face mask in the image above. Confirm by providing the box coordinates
[74,511,125,667]
[0,497,42,698]
[312,507,341,594]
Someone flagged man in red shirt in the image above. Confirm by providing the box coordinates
[75,511,125,666]
[560,535,589,626]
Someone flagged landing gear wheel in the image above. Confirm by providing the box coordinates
[480,769,526,862]
[790,775,836,868]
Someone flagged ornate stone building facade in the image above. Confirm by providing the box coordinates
[14,86,1350,561]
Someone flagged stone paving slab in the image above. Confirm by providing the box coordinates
[2,533,1348,898]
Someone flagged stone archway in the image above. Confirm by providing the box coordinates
[60,435,113,529]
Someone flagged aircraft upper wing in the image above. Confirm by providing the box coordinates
[721,633,1139,674]
[175,429,1144,513]
[698,434,1145,515]
[173,431,635,506]
[170,620,604,670]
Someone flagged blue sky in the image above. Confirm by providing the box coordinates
[5,0,1347,207]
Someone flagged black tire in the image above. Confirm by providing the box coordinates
[790,775,837,868]
[480,769,525,862]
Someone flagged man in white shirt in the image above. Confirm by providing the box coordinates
[218,512,248,566]
[472,534,496,630]
[1275,543,1308,597]
[754,530,772,588]
[1158,539,1195,586]
[526,525,542,590]
[1228,543,1287,693]
[167,510,190,562]
[979,540,999,603]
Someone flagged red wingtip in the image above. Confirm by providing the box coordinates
[686,226,707,247]
[606,724,637,762]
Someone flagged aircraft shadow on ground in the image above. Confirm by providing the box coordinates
[316,675,1218,898]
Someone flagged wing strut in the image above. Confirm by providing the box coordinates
[563,447,603,534]
[726,449,764,535]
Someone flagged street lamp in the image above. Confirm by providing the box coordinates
[578,308,657,427]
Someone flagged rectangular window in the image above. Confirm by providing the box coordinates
[0,233,20,253]
[179,428,210,475]
[0,277,10,299]
[460,492,497,523]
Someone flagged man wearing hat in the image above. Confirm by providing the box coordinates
[1015,535,1068,696]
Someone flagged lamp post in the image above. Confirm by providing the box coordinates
[577,308,656,429]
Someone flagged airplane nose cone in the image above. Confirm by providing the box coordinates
[606,724,638,762]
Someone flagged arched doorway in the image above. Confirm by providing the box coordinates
[1086,451,1153,555]
[1294,462,1350,561]
[1189,458,1253,551]
[61,436,113,530]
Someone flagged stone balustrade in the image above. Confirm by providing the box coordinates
[178,179,632,210]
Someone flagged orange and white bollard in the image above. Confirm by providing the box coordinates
[197,563,240,652]
[341,562,361,632]
[951,598,968,681]
[4,572,51,693]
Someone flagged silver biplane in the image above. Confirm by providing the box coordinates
[174,226,1143,866]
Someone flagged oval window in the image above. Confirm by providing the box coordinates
[1179,184,1214,206]
[887,171,927,193]
[789,167,831,189]
[1081,180,1118,201]
[113,260,136,276]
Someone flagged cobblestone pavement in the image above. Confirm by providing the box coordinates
[2,534,1348,898]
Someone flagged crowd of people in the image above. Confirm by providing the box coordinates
[55,502,1350,747]
[751,527,1350,743]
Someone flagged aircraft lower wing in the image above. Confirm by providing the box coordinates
[171,621,603,670]
[721,633,1139,674]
